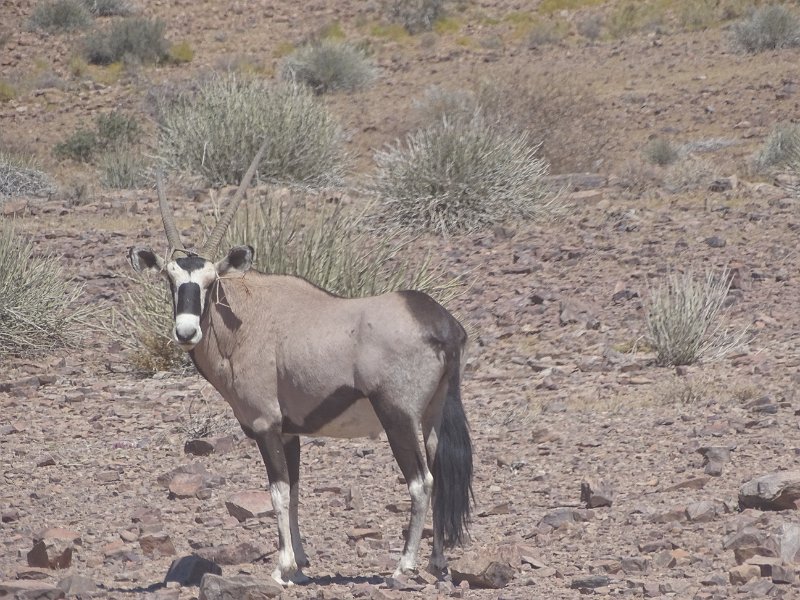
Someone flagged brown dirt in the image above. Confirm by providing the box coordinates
[3,1,800,598]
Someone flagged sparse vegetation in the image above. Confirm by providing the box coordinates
[225,190,461,302]
[29,0,91,33]
[0,224,89,357]
[526,20,566,46]
[0,80,16,103]
[646,267,745,366]
[732,5,800,53]
[81,0,134,16]
[369,113,551,234]
[116,273,189,373]
[54,110,141,163]
[83,17,170,65]
[99,148,151,189]
[383,0,445,34]
[643,137,679,166]
[752,122,800,173]
[663,155,719,193]
[157,74,348,187]
[280,40,375,94]
[168,41,194,64]
[538,0,603,13]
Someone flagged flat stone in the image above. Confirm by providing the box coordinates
[580,478,614,508]
[56,574,97,595]
[729,564,760,585]
[140,532,176,557]
[0,580,65,599]
[739,471,800,510]
[164,555,222,586]
[225,490,274,522]
[450,547,516,589]
[198,573,282,599]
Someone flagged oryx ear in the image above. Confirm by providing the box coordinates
[129,247,164,273]
[217,245,254,275]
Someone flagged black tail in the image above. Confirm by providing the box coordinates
[433,347,473,548]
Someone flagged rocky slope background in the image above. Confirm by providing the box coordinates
[4,1,800,599]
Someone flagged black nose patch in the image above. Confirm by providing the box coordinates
[176,282,201,315]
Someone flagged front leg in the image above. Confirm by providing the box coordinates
[255,427,304,585]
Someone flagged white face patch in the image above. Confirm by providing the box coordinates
[164,259,218,350]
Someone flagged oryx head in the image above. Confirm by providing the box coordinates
[128,142,267,351]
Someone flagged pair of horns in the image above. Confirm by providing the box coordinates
[157,140,269,259]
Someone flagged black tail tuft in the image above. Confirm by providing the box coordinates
[433,350,473,548]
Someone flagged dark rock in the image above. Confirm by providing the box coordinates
[739,471,800,510]
[569,575,609,589]
[184,439,215,456]
[139,532,176,557]
[580,478,614,508]
[165,555,222,586]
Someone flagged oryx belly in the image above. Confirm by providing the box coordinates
[280,389,383,439]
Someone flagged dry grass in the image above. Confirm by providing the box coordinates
[646,267,747,366]
[732,5,800,53]
[281,40,376,94]
[0,153,57,198]
[225,188,462,303]
[0,224,90,357]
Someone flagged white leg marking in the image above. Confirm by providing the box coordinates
[270,480,299,585]
[395,472,433,577]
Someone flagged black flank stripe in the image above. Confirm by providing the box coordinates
[176,282,201,315]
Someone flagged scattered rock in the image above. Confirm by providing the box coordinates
[539,508,590,529]
[739,471,800,510]
[225,490,274,522]
[139,532,176,557]
[580,478,614,508]
[164,555,222,586]
[685,500,720,523]
[0,580,65,599]
[729,564,760,585]
[56,574,97,595]
[450,547,516,589]
[569,574,609,590]
[198,573,282,599]
[195,542,264,565]
[184,439,215,456]
[27,529,81,570]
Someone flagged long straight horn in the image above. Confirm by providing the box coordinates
[201,140,268,259]
[157,170,185,253]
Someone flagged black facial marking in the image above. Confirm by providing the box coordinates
[175,256,210,273]
[176,282,201,315]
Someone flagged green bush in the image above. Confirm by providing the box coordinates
[643,137,679,166]
[383,0,444,33]
[54,110,141,163]
[646,268,745,366]
[752,122,800,173]
[156,74,347,187]
[281,40,375,94]
[81,0,134,16]
[732,5,800,53]
[0,153,57,197]
[0,224,89,356]
[369,114,551,234]
[53,129,98,162]
[29,0,91,32]
[96,110,140,146]
[225,190,461,302]
[84,17,169,65]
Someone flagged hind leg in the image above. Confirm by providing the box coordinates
[424,425,447,575]
[371,401,432,577]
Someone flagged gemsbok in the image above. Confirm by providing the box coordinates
[128,142,473,585]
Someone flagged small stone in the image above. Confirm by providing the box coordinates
[664,476,709,492]
[139,532,176,557]
[450,547,516,589]
[195,542,263,565]
[0,580,65,599]
[169,474,209,499]
[569,575,609,589]
[739,471,800,510]
[686,501,719,523]
[729,564,760,585]
[346,528,382,541]
[705,236,726,248]
[539,508,589,529]
[225,490,274,522]
[580,479,614,508]
[771,564,795,584]
[57,574,97,595]
[184,439,215,456]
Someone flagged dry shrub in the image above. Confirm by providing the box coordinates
[732,5,800,53]
[383,0,445,34]
[156,74,348,187]
[752,122,800,173]
[0,153,57,197]
[100,148,151,189]
[84,17,169,65]
[0,224,89,356]
[281,40,375,94]
[115,273,189,373]
[664,155,719,194]
[28,0,91,32]
[646,267,747,366]
[369,114,551,234]
[225,189,461,303]
[643,137,679,166]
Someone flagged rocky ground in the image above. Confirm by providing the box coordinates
[4,1,800,599]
